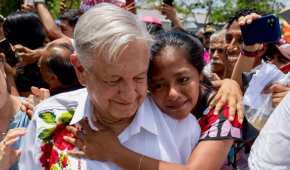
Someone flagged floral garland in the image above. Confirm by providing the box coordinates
[38,109,75,170]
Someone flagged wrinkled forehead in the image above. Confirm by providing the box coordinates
[210,41,225,49]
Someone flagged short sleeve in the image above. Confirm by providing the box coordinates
[198,105,242,141]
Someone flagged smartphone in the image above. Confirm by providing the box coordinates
[163,0,174,6]
[0,38,17,67]
[241,14,281,45]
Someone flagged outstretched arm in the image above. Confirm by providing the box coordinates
[34,2,67,40]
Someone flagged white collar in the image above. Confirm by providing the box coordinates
[70,90,158,143]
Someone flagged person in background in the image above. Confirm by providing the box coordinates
[3,11,48,97]
[202,25,216,51]
[38,42,82,96]
[226,9,265,77]
[0,53,29,170]
[203,29,231,81]
[59,9,82,38]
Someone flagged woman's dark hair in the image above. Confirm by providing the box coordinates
[150,31,205,75]
[149,31,214,116]
[3,11,45,49]
[59,9,82,27]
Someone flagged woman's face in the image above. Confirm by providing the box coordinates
[149,46,200,119]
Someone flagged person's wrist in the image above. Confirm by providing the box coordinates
[241,43,264,57]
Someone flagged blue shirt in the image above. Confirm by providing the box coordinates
[9,98,30,170]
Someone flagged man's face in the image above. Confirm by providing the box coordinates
[225,21,242,67]
[79,39,149,121]
[60,20,74,38]
[209,39,227,73]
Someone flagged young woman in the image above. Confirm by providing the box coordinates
[65,31,243,170]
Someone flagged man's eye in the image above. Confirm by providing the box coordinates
[134,76,146,83]
[104,79,120,86]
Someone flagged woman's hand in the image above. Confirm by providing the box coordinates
[209,79,244,123]
[0,128,26,170]
[64,119,121,162]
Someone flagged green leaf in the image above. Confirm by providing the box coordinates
[50,163,61,170]
[38,128,55,142]
[39,111,56,124]
[58,109,74,124]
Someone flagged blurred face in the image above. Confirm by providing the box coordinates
[203,32,212,49]
[226,21,242,67]
[149,46,200,120]
[0,54,8,108]
[39,46,70,89]
[60,20,74,38]
[80,39,149,120]
[209,38,227,73]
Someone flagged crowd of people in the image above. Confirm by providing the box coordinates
[0,0,290,170]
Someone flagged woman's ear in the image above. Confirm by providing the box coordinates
[70,53,86,86]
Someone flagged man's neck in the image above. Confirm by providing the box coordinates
[92,107,135,135]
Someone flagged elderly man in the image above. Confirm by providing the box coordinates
[19,3,148,169]
[203,30,231,81]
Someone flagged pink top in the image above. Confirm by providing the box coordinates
[203,50,210,64]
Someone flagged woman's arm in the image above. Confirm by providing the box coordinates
[65,119,236,170]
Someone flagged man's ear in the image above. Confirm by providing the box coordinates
[70,53,86,86]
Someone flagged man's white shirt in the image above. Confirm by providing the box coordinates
[249,92,290,170]
[19,88,200,170]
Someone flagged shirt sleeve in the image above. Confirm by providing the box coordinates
[248,92,290,169]
[198,105,242,141]
[18,117,43,170]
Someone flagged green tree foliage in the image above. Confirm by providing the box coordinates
[0,0,80,18]
[0,0,22,16]
[141,0,285,24]
[47,0,81,18]
[210,0,285,23]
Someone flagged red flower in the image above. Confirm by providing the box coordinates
[40,144,59,170]
[53,124,74,151]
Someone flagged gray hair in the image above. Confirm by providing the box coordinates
[74,3,151,69]
[210,29,226,43]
